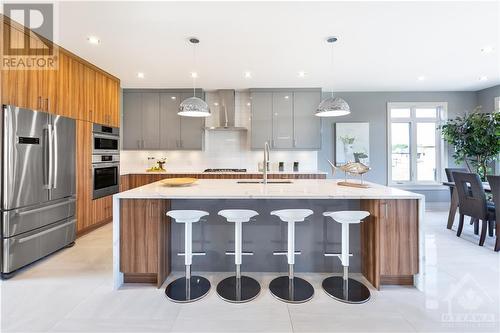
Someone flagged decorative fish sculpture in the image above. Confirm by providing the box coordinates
[327,160,371,176]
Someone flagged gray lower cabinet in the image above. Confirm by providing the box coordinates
[250,89,321,150]
[123,89,204,151]
[293,91,321,149]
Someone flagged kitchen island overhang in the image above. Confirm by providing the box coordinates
[112,179,425,291]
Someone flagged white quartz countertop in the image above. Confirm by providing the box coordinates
[114,179,424,200]
[120,171,328,175]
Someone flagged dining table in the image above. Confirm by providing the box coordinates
[442,181,492,229]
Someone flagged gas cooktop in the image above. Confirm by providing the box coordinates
[203,168,247,173]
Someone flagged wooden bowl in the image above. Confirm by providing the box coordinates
[161,178,197,187]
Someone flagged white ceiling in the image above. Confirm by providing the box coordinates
[52,1,500,91]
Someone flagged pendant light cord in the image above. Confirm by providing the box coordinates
[192,41,197,97]
[330,41,334,98]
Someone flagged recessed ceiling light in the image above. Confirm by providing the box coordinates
[190,72,198,78]
[246,102,251,106]
[171,96,176,100]
[244,71,252,79]
[87,36,100,45]
[213,102,219,106]
[137,72,145,79]
[284,95,289,100]
[417,76,426,81]
[298,71,306,78]
[481,46,494,54]
[479,75,488,81]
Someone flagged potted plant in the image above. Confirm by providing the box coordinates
[440,107,500,180]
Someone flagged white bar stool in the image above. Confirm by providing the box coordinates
[269,209,314,303]
[322,210,371,304]
[165,210,211,303]
[216,209,261,303]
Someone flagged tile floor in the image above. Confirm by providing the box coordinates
[1,206,499,332]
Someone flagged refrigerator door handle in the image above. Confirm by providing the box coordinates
[52,122,58,189]
[47,124,54,189]
[43,127,50,189]
[17,219,76,243]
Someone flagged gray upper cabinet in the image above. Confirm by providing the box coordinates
[159,92,181,149]
[123,92,143,149]
[293,91,321,149]
[123,89,204,151]
[179,92,204,150]
[141,93,160,149]
[250,89,322,150]
[272,92,294,149]
[250,92,273,149]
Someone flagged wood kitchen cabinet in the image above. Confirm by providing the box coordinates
[360,199,419,289]
[76,119,114,236]
[2,16,120,127]
[80,66,96,122]
[250,88,321,150]
[120,199,171,287]
[94,71,120,127]
[1,22,30,108]
[76,120,93,232]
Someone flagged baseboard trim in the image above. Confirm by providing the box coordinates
[381,275,414,285]
[124,273,157,284]
[76,218,112,238]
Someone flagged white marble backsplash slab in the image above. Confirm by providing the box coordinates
[120,129,318,174]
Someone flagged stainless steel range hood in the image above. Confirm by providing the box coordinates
[205,90,247,131]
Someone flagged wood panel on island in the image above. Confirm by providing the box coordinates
[1,15,120,236]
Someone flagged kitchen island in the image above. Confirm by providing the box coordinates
[112,179,424,291]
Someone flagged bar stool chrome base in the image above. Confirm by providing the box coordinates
[322,276,370,304]
[269,276,314,303]
[216,276,261,303]
[165,276,211,303]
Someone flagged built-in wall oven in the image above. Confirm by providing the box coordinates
[92,124,120,199]
[93,124,119,154]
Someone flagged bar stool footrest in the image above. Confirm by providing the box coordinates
[225,251,254,256]
[177,252,206,256]
[324,252,353,257]
[273,251,301,256]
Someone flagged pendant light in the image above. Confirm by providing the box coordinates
[178,37,211,117]
[315,36,350,117]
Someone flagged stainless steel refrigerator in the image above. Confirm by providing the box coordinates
[1,105,76,278]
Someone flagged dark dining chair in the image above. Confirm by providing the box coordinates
[445,167,468,197]
[486,175,499,252]
[446,167,478,233]
[453,172,496,246]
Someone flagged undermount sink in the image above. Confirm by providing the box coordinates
[236,180,293,184]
